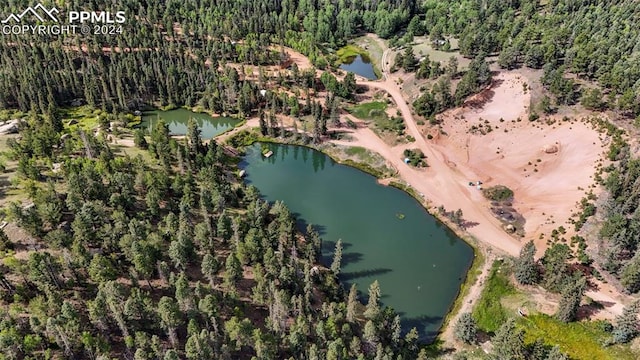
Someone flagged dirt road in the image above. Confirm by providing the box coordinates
[355,78,523,257]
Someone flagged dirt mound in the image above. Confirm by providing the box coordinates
[543,143,560,154]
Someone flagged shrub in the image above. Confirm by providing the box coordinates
[482,185,514,201]
[133,129,148,149]
[403,149,426,167]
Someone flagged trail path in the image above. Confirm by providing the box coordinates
[439,251,495,346]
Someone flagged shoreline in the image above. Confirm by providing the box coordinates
[336,44,383,80]
[138,105,247,139]
[229,132,486,344]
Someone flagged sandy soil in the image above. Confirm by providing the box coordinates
[435,72,605,254]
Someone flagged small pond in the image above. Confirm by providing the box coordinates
[141,108,240,139]
[340,54,379,80]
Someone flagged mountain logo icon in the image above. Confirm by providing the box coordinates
[1,3,60,24]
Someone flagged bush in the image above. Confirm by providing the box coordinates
[0,228,13,251]
[482,185,514,201]
[133,129,148,149]
[403,149,426,167]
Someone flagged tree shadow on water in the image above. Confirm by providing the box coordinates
[340,251,363,265]
[323,239,354,251]
[396,313,443,343]
[340,268,392,281]
[294,216,327,236]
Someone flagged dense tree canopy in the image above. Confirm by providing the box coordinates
[0,0,417,113]
[416,0,640,116]
[0,113,430,359]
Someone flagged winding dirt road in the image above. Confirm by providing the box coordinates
[353,77,523,257]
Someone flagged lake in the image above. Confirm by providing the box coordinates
[141,108,240,139]
[340,54,379,80]
[240,144,474,340]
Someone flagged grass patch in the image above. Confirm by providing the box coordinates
[225,129,267,150]
[472,260,516,333]
[348,101,387,120]
[387,181,422,200]
[60,106,103,131]
[518,314,637,360]
[336,44,368,64]
[326,145,394,178]
[112,143,156,163]
[347,101,405,136]
[340,159,385,178]
[343,146,368,157]
[0,109,25,122]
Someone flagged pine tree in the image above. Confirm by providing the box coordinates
[515,241,540,285]
[224,252,243,293]
[342,72,356,98]
[174,272,193,311]
[364,280,381,321]
[330,239,343,274]
[555,276,586,323]
[330,99,340,127]
[402,46,417,72]
[612,299,640,343]
[620,253,640,293]
[88,254,117,284]
[163,349,179,360]
[186,118,202,156]
[259,111,268,136]
[363,320,378,345]
[158,297,182,346]
[391,315,401,345]
[346,284,358,323]
[491,318,525,360]
[454,313,477,344]
[133,129,148,149]
[201,253,220,287]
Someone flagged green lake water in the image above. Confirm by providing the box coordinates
[240,143,474,340]
[141,108,240,139]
